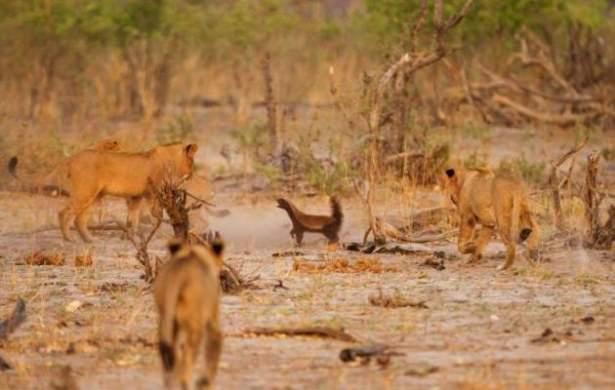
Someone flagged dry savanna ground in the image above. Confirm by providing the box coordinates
[0,177,613,389]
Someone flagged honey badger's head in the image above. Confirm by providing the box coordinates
[276,198,292,211]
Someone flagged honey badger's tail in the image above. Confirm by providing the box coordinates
[7,157,18,178]
[330,197,343,229]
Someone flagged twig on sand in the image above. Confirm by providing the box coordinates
[368,289,428,309]
[190,232,260,293]
[240,326,357,342]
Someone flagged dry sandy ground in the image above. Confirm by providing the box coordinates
[0,189,613,390]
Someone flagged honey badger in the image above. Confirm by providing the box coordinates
[276,197,343,246]
[154,239,224,389]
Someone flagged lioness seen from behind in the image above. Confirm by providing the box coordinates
[154,239,224,390]
[445,165,540,270]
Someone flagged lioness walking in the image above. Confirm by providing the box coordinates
[445,166,540,270]
[9,143,198,242]
[154,239,223,390]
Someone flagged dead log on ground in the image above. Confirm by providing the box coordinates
[0,298,26,340]
[0,298,26,372]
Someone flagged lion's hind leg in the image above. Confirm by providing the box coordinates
[72,191,101,243]
[198,320,222,389]
[58,206,74,242]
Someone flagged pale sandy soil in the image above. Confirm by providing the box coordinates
[0,187,613,390]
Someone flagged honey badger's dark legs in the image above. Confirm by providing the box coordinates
[291,228,304,246]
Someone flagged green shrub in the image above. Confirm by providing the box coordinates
[156,114,194,145]
[497,155,546,185]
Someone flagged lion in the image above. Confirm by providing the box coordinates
[444,165,540,270]
[9,142,198,242]
[154,239,223,390]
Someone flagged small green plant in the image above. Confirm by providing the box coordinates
[231,122,267,159]
[463,151,489,170]
[574,125,602,144]
[459,122,492,141]
[497,155,546,185]
[601,146,615,161]
[255,163,282,183]
[305,160,351,195]
[156,114,194,145]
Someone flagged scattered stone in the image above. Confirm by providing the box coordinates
[580,316,595,324]
[421,257,445,271]
[405,363,439,377]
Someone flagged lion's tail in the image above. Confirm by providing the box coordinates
[511,194,521,244]
[7,156,69,197]
[159,279,182,373]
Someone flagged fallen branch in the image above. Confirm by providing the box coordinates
[548,137,588,229]
[584,152,605,247]
[363,217,455,244]
[0,298,26,340]
[593,205,615,250]
[339,344,404,367]
[491,94,591,125]
[242,326,357,342]
[0,298,26,372]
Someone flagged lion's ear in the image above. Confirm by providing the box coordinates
[445,168,455,178]
[210,239,224,258]
[168,238,184,255]
[185,144,198,158]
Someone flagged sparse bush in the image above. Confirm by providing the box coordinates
[459,122,492,141]
[463,151,489,170]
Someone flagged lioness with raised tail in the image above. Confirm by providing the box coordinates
[9,143,198,242]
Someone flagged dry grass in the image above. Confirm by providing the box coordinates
[23,251,65,266]
[292,257,398,274]
[74,249,94,267]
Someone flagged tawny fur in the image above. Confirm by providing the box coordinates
[9,142,198,242]
[445,166,540,270]
[276,197,343,246]
[154,239,223,390]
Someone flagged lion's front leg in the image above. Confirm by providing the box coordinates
[470,225,494,263]
[458,214,477,259]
